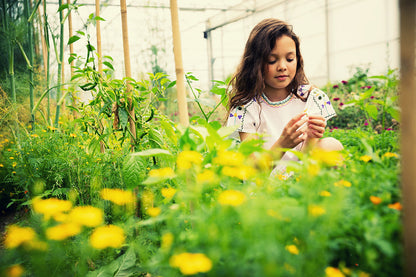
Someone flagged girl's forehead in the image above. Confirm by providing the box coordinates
[270,36,296,52]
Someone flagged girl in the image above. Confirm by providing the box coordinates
[226,18,343,169]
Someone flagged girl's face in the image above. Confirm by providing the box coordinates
[263,35,297,99]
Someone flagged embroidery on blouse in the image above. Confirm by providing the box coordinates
[260,93,295,108]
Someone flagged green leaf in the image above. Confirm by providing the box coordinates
[122,154,147,189]
[67,35,80,45]
[94,16,106,21]
[365,103,378,120]
[103,61,114,70]
[113,248,136,277]
[119,107,129,130]
[57,4,69,12]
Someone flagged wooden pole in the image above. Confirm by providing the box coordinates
[120,0,137,147]
[400,0,416,276]
[67,0,76,119]
[169,0,189,126]
[95,0,102,74]
[38,3,47,77]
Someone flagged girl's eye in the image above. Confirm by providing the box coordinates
[267,60,276,65]
[287,58,294,62]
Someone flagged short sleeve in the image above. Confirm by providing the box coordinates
[226,100,260,134]
[303,88,336,120]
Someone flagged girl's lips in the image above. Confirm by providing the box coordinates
[276,75,288,81]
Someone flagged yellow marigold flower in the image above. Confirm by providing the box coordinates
[69,206,103,227]
[161,187,177,199]
[360,155,372,162]
[176,150,203,170]
[307,162,320,176]
[334,180,352,187]
[308,205,326,217]
[32,198,72,220]
[218,190,246,207]
[9,157,14,159]
[89,225,125,249]
[310,149,344,166]
[149,167,175,178]
[30,134,39,138]
[100,188,135,205]
[388,202,402,211]
[213,150,244,167]
[222,165,256,180]
[325,266,345,277]
[4,225,36,249]
[6,264,24,277]
[0,163,3,167]
[46,223,81,240]
[370,196,382,205]
[69,133,77,138]
[383,152,398,158]
[285,244,299,255]
[320,190,332,197]
[161,232,174,250]
[169,252,213,275]
[196,169,216,183]
[147,207,161,217]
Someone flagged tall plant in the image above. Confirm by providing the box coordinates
[54,0,65,127]
[25,0,35,128]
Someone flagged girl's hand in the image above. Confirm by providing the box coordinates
[306,115,326,138]
[274,113,308,149]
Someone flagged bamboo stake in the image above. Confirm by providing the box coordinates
[169,0,189,126]
[54,0,64,127]
[120,0,137,147]
[37,3,47,77]
[95,0,105,153]
[400,1,416,276]
[25,0,35,129]
[43,0,51,123]
[95,0,102,74]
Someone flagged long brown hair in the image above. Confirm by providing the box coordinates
[228,18,308,110]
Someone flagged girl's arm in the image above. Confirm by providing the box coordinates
[301,115,326,150]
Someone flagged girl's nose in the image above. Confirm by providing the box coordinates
[277,61,287,71]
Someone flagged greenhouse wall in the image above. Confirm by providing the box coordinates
[204,0,400,87]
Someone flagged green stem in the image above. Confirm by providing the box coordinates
[185,75,208,121]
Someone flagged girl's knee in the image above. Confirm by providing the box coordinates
[317,137,343,151]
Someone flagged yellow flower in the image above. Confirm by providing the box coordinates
[149,167,175,178]
[69,206,104,227]
[89,225,125,249]
[370,196,382,205]
[308,205,326,217]
[46,223,81,240]
[320,190,332,197]
[222,165,256,180]
[383,152,398,158]
[161,187,177,199]
[169,252,212,275]
[176,150,203,170]
[161,232,174,250]
[334,180,351,187]
[285,244,299,255]
[310,149,344,166]
[32,198,72,220]
[359,155,372,162]
[100,188,135,205]
[196,169,216,183]
[147,207,161,217]
[325,266,345,277]
[30,134,39,138]
[69,133,77,138]
[4,225,36,249]
[0,163,3,167]
[307,162,320,176]
[218,190,246,207]
[213,150,244,166]
[6,264,24,277]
